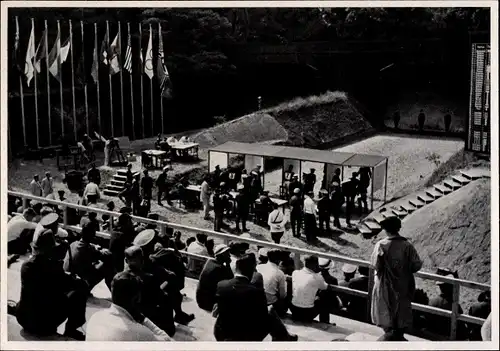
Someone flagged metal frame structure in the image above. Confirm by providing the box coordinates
[208,141,389,210]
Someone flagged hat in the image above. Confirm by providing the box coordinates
[163,166,170,171]
[251,171,258,175]
[133,229,156,247]
[39,213,59,227]
[293,188,301,194]
[32,228,57,251]
[214,244,230,257]
[319,258,333,269]
[380,216,402,232]
[342,263,357,274]
[258,248,269,258]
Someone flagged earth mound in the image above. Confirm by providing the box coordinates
[193,91,374,149]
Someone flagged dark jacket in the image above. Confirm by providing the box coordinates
[141,176,154,198]
[317,196,330,215]
[235,193,250,215]
[156,173,168,190]
[109,225,136,274]
[150,247,187,291]
[289,194,303,215]
[214,276,270,341]
[196,259,234,312]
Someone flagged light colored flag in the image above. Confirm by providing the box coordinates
[24,21,36,86]
[100,27,109,65]
[48,34,70,80]
[157,23,170,95]
[91,32,99,83]
[108,31,121,75]
[124,25,132,73]
[34,28,47,73]
[144,24,153,79]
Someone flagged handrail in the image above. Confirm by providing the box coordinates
[8,191,490,340]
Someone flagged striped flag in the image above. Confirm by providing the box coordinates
[124,24,132,73]
[144,24,153,79]
[24,20,36,86]
[156,23,171,96]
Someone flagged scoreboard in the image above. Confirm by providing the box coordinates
[467,43,490,154]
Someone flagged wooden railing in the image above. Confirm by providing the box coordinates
[8,191,490,340]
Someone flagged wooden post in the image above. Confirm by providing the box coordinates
[450,282,460,340]
[371,166,374,211]
[366,266,375,322]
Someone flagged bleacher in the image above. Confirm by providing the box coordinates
[6,191,490,342]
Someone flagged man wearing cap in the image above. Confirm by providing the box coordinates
[288,175,302,199]
[30,174,43,197]
[156,167,172,206]
[16,229,88,340]
[345,265,370,322]
[196,244,233,312]
[371,216,422,341]
[289,187,303,237]
[41,172,54,198]
[318,258,341,313]
[303,190,317,242]
[187,234,209,275]
[234,185,250,233]
[317,189,331,233]
[34,212,70,259]
[343,172,359,228]
[303,168,316,194]
[64,222,112,292]
[337,263,356,310]
[133,229,195,326]
[256,249,288,317]
[329,182,344,229]
[8,208,37,255]
[108,212,136,279]
[290,255,333,324]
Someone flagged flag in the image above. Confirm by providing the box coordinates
[144,24,153,79]
[91,28,99,83]
[24,21,36,86]
[124,26,132,73]
[108,31,121,75]
[100,27,109,65]
[13,16,23,72]
[48,36,70,80]
[34,28,47,73]
[157,23,171,97]
[76,23,87,84]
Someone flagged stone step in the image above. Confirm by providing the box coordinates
[400,203,417,213]
[425,188,442,199]
[106,184,123,192]
[392,209,408,218]
[434,183,452,195]
[452,175,471,185]
[111,179,126,187]
[103,189,120,197]
[114,174,128,181]
[460,169,489,180]
[364,220,382,231]
[417,193,435,204]
[116,169,140,177]
[371,212,386,223]
[443,179,462,190]
[357,224,372,235]
[409,198,425,208]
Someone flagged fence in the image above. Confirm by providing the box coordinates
[8,191,490,340]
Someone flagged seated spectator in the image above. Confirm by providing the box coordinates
[229,241,250,273]
[468,291,491,340]
[102,201,116,230]
[318,258,341,313]
[86,271,171,341]
[345,265,370,321]
[80,211,101,232]
[32,202,44,223]
[338,263,357,307]
[196,244,233,312]
[108,213,137,282]
[63,222,112,293]
[16,229,88,340]
[34,213,70,259]
[257,248,269,265]
[83,179,100,204]
[15,198,24,214]
[173,231,186,251]
[187,234,209,276]
[8,208,37,255]
[290,255,334,324]
[206,238,215,257]
[256,249,288,317]
[278,250,296,276]
[185,236,196,250]
[213,253,297,341]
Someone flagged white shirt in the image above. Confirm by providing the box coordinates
[256,262,287,304]
[267,209,287,233]
[84,182,100,197]
[187,241,209,272]
[200,181,210,201]
[86,304,171,341]
[8,215,37,242]
[34,223,69,239]
[303,196,316,215]
[291,267,328,308]
[30,180,43,197]
[41,177,54,197]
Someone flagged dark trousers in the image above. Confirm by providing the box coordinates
[214,211,224,232]
[318,212,330,231]
[345,197,355,225]
[270,299,289,318]
[235,212,248,231]
[290,293,330,324]
[132,197,141,215]
[331,207,341,228]
[87,194,98,204]
[82,260,113,293]
[145,301,176,337]
[271,231,284,244]
[304,213,317,241]
[290,212,302,237]
[357,189,368,213]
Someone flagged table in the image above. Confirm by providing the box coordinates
[170,142,199,160]
[255,196,288,211]
[142,150,170,169]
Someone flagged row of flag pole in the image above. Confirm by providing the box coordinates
[14,16,171,149]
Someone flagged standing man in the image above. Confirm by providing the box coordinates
[30,174,43,197]
[417,109,426,131]
[303,168,316,194]
[200,175,211,220]
[156,167,170,207]
[358,167,371,214]
[329,182,344,229]
[141,170,154,214]
[88,163,101,186]
[125,164,134,184]
[331,168,341,189]
[83,178,101,204]
[303,191,317,242]
[213,187,225,232]
[235,185,250,233]
[289,188,303,238]
[131,174,142,215]
[317,189,331,233]
[344,172,359,228]
[41,172,54,198]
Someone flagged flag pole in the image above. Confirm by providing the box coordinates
[82,21,89,136]
[94,23,101,135]
[159,22,164,135]
[45,20,52,145]
[70,20,77,141]
[57,20,64,138]
[128,22,135,140]
[16,16,26,148]
[119,21,125,137]
[107,20,114,137]
[31,18,40,149]
[139,23,145,139]
[149,24,154,137]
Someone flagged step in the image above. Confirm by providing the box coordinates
[443,179,462,190]
[116,169,140,177]
[111,180,126,187]
[409,198,425,208]
[391,209,408,218]
[364,220,382,231]
[103,189,120,197]
[452,175,471,185]
[371,212,386,224]
[382,211,396,219]
[105,184,124,192]
[425,188,443,199]
[417,193,435,204]
[114,174,128,181]
[357,223,372,235]
[460,169,489,180]
[433,183,452,195]
[400,203,417,213]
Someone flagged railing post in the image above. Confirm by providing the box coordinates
[293,252,301,271]
[366,266,374,322]
[160,223,166,237]
[450,282,460,340]
[22,198,29,211]
[109,213,114,232]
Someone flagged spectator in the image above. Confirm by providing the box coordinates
[303,190,317,242]
[63,222,112,292]
[257,248,269,265]
[289,188,303,237]
[468,291,491,340]
[205,238,215,257]
[371,216,422,341]
[34,213,70,255]
[83,179,100,204]
[196,244,233,312]
[346,265,370,321]
[290,255,333,324]
[187,234,209,275]
[234,185,250,233]
[185,236,196,250]
[29,174,43,197]
[173,231,186,251]
[213,253,297,341]
[8,208,37,255]
[200,175,211,220]
[102,201,115,230]
[86,271,171,341]
[108,213,136,281]
[80,211,101,232]
[318,258,341,313]
[87,163,101,186]
[256,249,288,317]
[41,172,54,198]
[268,202,287,244]
[16,229,88,340]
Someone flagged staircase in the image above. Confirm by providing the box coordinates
[357,168,490,237]
[103,169,140,197]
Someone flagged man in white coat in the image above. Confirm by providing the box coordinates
[200,176,211,220]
